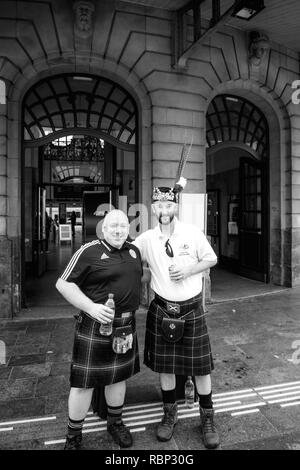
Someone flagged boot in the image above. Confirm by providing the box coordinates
[199,407,220,449]
[156,403,178,442]
[64,433,82,450]
[107,420,133,448]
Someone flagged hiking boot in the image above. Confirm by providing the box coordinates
[64,433,82,450]
[199,407,220,449]
[107,421,133,448]
[156,403,178,442]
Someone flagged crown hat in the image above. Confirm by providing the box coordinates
[152,134,193,203]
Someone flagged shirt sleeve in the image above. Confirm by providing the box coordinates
[59,245,91,286]
[194,228,218,263]
[132,233,147,262]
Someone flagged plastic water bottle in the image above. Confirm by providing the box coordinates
[99,293,115,336]
[185,376,195,408]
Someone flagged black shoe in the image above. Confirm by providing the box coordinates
[64,433,82,450]
[107,421,133,448]
[200,407,220,449]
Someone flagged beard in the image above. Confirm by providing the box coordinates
[158,213,175,225]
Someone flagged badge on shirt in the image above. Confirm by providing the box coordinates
[179,243,190,256]
[129,249,137,259]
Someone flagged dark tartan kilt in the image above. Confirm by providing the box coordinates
[70,311,140,388]
[144,298,214,376]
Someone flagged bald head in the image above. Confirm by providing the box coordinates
[102,209,129,248]
[103,209,129,229]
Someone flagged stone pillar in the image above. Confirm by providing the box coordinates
[0,80,12,318]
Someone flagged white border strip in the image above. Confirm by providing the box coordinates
[0,416,56,426]
[261,390,300,400]
[213,389,253,397]
[215,402,266,413]
[259,386,300,396]
[231,409,260,416]
[255,381,300,391]
[280,401,300,408]
[268,395,300,404]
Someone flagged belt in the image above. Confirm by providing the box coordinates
[154,294,201,315]
[75,310,134,322]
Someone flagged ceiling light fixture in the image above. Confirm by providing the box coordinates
[232,0,265,20]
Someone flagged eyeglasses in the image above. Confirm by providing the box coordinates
[165,239,174,258]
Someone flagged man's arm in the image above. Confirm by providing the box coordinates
[141,265,151,283]
[56,278,114,323]
[170,259,216,281]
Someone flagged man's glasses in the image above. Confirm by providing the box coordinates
[165,239,174,258]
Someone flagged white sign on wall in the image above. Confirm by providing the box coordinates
[59,224,72,242]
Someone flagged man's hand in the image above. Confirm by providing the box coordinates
[169,265,192,282]
[87,304,115,323]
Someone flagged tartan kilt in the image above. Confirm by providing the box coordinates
[70,311,140,388]
[144,298,214,376]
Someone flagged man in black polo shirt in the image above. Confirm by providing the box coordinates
[56,210,143,450]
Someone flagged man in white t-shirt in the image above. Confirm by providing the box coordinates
[133,185,219,449]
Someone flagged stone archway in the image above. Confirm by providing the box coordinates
[205,80,291,287]
[4,57,152,316]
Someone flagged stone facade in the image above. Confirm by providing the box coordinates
[0,0,300,317]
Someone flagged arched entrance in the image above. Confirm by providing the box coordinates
[21,73,139,308]
[206,94,269,283]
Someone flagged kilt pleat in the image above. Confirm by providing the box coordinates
[70,312,140,388]
[144,299,214,376]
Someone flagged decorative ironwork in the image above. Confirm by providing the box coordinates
[206,94,268,159]
[23,74,137,146]
[44,135,104,162]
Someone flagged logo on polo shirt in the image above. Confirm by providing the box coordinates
[180,244,189,250]
[101,253,109,260]
[129,249,137,259]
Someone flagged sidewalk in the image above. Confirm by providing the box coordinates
[1,287,300,450]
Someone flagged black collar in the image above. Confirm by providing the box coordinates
[101,239,130,252]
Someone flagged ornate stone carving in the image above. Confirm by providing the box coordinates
[73,0,95,39]
[248,31,270,66]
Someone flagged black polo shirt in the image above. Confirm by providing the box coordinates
[60,239,143,313]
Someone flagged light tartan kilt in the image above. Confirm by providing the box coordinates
[144,297,214,376]
[70,311,140,388]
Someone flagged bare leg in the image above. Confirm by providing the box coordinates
[195,374,211,395]
[105,380,126,406]
[160,373,176,390]
[68,387,94,420]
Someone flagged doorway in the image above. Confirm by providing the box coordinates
[21,73,138,309]
[206,94,269,284]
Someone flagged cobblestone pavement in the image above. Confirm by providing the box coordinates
[1,287,300,450]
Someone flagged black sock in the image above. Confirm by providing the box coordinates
[198,392,213,409]
[107,404,123,426]
[161,388,176,404]
[67,417,84,437]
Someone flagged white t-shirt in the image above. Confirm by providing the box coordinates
[133,218,217,301]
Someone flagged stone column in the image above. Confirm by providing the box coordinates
[0,80,13,318]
